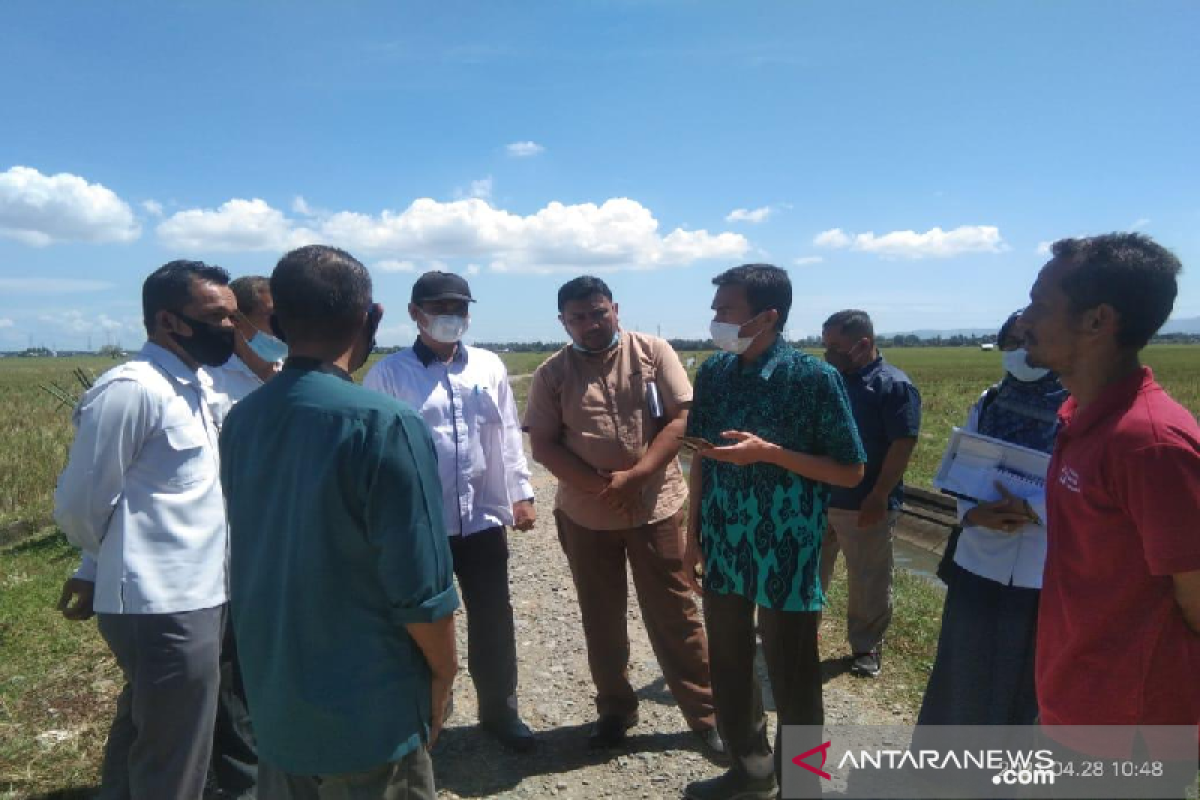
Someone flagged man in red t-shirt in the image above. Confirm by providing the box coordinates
[1019,234,1200,777]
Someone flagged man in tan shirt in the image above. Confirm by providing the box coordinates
[524,276,722,758]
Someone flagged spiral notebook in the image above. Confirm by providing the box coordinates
[932,427,1051,504]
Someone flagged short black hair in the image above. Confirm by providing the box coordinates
[557,276,613,312]
[1050,233,1181,349]
[997,310,1024,348]
[142,260,230,334]
[270,245,371,341]
[822,309,874,342]
[230,276,271,316]
[712,264,791,331]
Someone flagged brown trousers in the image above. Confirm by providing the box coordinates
[554,509,716,731]
[703,590,823,792]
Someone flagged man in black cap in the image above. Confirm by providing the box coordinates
[364,271,538,752]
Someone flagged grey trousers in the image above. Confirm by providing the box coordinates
[258,747,436,800]
[96,605,224,800]
[819,509,898,654]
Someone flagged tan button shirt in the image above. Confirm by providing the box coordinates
[524,331,692,530]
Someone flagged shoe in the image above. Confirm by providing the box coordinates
[481,713,537,753]
[694,727,729,764]
[850,650,881,678]
[684,768,778,800]
[587,712,639,749]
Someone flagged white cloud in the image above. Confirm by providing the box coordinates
[0,166,140,246]
[454,177,493,201]
[142,200,164,217]
[793,256,824,266]
[0,318,13,328]
[813,225,1006,259]
[1132,217,1151,230]
[36,310,141,335]
[0,278,115,293]
[465,264,481,276]
[158,196,748,272]
[292,196,315,216]
[1036,241,1053,256]
[505,141,545,158]
[813,228,852,248]
[726,207,773,224]
[157,198,318,252]
[375,259,416,273]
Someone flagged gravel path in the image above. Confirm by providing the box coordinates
[430,453,909,799]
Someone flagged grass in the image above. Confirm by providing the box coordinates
[1,529,120,798]
[0,345,1195,795]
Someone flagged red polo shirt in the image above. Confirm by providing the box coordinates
[1037,367,1200,746]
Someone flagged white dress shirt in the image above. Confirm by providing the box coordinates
[205,354,267,418]
[952,392,1049,589]
[364,341,534,537]
[55,342,228,614]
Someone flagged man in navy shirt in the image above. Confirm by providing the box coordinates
[821,309,921,678]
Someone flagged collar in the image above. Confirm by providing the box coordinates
[734,335,788,380]
[849,354,885,382]
[1058,366,1154,438]
[140,341,199,385]
[413,337,467,368]
[283,356,354,383]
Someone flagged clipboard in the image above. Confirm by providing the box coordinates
[933,427,1050,506]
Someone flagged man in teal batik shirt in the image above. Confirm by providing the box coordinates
[684,264,865,800]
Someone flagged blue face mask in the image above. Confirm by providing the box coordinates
[247,329,288,363]
[572,331,620,354]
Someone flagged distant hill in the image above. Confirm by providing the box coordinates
[884,317,1200,339]
[1159,316,1200,335]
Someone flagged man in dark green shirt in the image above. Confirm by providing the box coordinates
[220,245,459,798]
[684,264,865,800]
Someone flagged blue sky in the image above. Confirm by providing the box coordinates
[2,1,1198,349]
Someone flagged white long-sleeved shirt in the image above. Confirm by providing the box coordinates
[55,342,228,614]
[952,392,1050,589]
[364,341,534,537]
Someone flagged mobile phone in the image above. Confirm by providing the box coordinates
[678,435,714,452]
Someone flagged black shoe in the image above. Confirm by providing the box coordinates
[694,727,729,764]
[684,768,778,800]
[850,650,882,678]
[481,713,537,753]
[587,712,639,749]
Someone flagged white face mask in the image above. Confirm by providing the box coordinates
[246,329,288,363]
[421,314,469,344]
[710,316,762,355]
[1003,348,1050,382]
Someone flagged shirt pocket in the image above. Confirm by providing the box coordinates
[467,387,504,427]
[159,423,211,488]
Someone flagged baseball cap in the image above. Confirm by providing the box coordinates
[411,271,475,305]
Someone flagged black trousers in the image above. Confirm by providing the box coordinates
[703,590,823,796]
[448,527,520,722]
[209,611,258,797]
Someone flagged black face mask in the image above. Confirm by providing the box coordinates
[170,312,236,367]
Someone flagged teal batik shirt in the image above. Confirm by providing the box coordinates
[687,339,866,611]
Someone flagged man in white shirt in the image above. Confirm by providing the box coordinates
[206,275,286,408]
[364,271,537,752]
[54,260,238,800]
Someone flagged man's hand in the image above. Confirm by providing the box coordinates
[702,430,776,467]
[57,578,95,621]
[512,499,536,532]
[599,469,647,516]
[858,491,889,528]
[964,482,1038,533]
[428,676,455,749]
